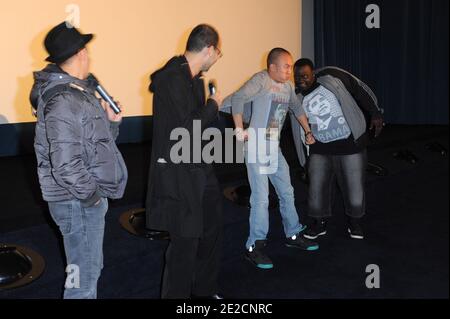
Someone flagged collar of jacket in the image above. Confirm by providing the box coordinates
[50,64,96,94]
[180,55,203,84]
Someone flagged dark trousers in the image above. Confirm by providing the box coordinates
[307,150,367,219]
[161,168,223,299]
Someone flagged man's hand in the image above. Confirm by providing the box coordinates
[236,127,248,142]
[370,115,384,137]
[101,99,123,122]
[305,131,316,145]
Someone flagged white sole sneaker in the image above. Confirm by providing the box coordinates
[303,230,327,240]
[348,228,364,239]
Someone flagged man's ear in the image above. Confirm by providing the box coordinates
[201,46,212,58]
[76,48,86,59]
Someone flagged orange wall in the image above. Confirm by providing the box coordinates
[0,0,301,124]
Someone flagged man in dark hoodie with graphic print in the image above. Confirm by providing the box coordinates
[145,24,223,299]
[294,58,383,241]
[31,22,128,299]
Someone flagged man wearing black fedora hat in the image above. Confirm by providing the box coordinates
[30,21,128,299]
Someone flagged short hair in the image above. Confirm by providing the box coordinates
[267,48,291,69]
[186,24,219,52]
[294,58,315,71]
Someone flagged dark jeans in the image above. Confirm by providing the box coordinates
[161,168,223,299]
[48,197,108,299]
[307,150,367,219]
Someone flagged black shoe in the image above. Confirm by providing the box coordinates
[191,293,224,300]
[348,218,364,239]
[245,240,273,269]
[286,232,319,251]
[304,219,327,239]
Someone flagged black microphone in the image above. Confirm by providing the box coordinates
[88,74,121,114]
[208,80,217,96]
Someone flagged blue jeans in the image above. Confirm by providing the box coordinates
[307,151,367,218]
[245,148,303,249]
[48,197,108,299]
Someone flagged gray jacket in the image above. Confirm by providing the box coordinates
[31,64,128,206]
[291,75,368,165]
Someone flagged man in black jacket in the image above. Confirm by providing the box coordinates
[145,24,223,299]
[294,58,383,240]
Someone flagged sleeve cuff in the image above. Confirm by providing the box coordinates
[110,120,122,127]
[206,99,219,116]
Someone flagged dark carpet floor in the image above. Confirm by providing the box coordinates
[0,125,448,299]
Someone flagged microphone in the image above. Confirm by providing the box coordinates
[208,80,217,96]
[88,74,121,114]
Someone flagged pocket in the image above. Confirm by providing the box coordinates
[81,198,108,232]
[83,113,111,143]
[86,197,107,211]
[92,115,111,142]
[48,201,74,235]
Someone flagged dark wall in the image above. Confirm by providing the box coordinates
[314,0,449,125]
[0,116,153,157]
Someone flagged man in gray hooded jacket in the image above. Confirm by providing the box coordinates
[30,22,128,299]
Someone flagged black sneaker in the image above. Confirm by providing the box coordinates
[304,219,327,239]
[245,240,273,269]
[348,218,364,239]
[286,233,319,251]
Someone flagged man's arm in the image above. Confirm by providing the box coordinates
[230,72,265,140]
[45,93,101,207]
[100,99,123,140]
[231,72,265,128]
[232,113,248,141]
[289,88,315,144]
[296,114,315,145]
[164,74,219,133]
[318,67,384,137]
[318,68,379,114]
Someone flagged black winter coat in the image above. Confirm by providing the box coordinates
[145,56,218,237]
[31,64,128,206]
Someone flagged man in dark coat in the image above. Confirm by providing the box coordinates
[145,24,223,299]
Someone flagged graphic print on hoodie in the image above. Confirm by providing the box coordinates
[302,85,351,143]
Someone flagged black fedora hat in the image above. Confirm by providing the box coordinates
[44,21,94,64]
